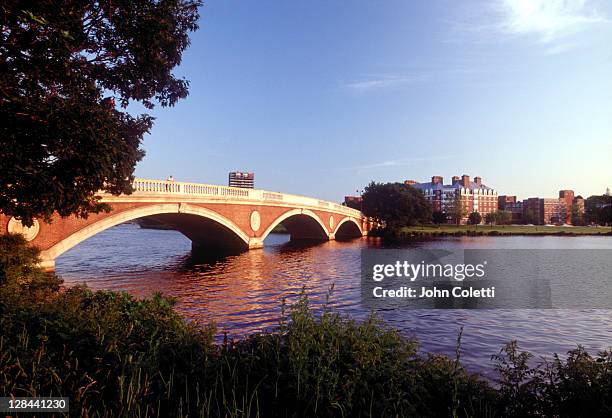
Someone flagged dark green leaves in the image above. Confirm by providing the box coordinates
[362,182,433,232]
[0,1,201,225]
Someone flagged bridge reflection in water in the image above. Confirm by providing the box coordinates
[57,225,370,337]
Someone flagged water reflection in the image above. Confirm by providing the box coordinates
[56,224,612,374]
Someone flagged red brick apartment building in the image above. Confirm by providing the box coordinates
[343,196,363,210]
[498,195,523,223]
[406,174,498,224]
[504,191,585,225]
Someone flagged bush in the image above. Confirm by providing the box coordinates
[0,234,62,299]
[492,341,612,417]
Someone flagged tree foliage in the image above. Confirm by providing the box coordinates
[570,203,585,226]
[522,208,536,225]
[585,194,612,225]
[362,182,432,232]
[467,211,482,225]
[0,234,62,301]
[445,194,466,225]
[432,211,447,225]
[486,210,512,226]
[497,210,512,225]
[0,1,201,225]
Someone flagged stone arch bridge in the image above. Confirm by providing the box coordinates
[0,179,371,269]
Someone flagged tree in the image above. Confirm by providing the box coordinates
[523,209,536,225]
[362,182,432,232]
[467,211,482,225]
[571,203,584,226]
[445,195,467,225]
[497,210,512,225]
[585,195,612,225]
[1,1,202,226]
[485,211,512,226]
[432,211,447,225]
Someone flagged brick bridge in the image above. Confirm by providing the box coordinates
[0,179,371,269]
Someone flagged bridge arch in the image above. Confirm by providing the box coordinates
[40,203,250,264]
[333,217,363,239]
[261,209,329,242]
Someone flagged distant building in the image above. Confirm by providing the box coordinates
[344,196,363,210]
[574,195,585,213]
[228,171,254,189]
[541,198,566,224]
[558,190,574,224]
[522,198,541,224]
[406,174,498,224]
[520,190,584,225]
[498,195,517,210]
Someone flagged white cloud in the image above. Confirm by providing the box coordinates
[500,0,607,42]
[343,74,427,93]
[339,155,456,171]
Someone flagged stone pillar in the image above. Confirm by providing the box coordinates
[248,237,264,249]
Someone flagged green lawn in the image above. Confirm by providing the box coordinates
[400,224,611,235]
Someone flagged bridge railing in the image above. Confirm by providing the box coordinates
[129,179,363,218]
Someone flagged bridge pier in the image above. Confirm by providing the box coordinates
[248,238,264,249]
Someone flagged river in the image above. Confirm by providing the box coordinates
[56,223,612,375]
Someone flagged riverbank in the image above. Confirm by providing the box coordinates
[396,224,612,237]
[2,235,612,416]
[2,281,611,417]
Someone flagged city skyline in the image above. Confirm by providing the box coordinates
[133,0,612,201]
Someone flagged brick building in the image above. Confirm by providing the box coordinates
[498,195,517,210]
[228,171,254,189]
[498,196,523,223]
[541,198,566,224]
[344,196,363,210]
[406,174,498,224]
[558,190,574,224]
[518,191,584,225]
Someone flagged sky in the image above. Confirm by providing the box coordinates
[134,0,612,202]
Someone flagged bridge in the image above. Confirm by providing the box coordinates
[0,179,371,269]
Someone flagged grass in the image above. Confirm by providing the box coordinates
[2,234,612,417]
[399,224,612,236]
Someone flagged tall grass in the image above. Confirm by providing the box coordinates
[1,235,611,417]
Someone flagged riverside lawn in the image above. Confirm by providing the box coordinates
[399,224,612,236]
[373,285,495,299]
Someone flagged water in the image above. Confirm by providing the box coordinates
[56,223,612,375]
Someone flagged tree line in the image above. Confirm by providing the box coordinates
[358,182,612,234]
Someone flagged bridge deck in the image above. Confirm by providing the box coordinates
[128,179,362,218]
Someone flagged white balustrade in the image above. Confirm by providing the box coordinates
[125,179,363,218]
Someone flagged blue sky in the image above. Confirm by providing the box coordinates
[134,0,612,201]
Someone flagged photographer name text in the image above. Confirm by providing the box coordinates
[373,285,495,299]
[371,260,495,299]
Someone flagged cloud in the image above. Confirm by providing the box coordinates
[543,41,580,55]
[499,0,607,42]
[337,155,456,171]
[343,74,427,93]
